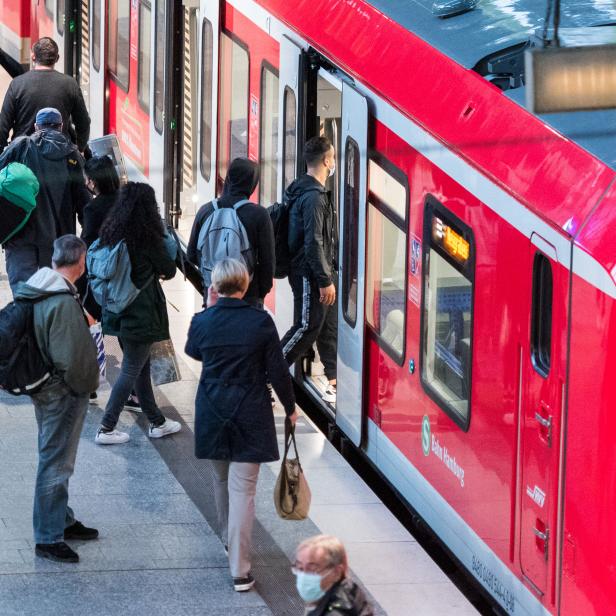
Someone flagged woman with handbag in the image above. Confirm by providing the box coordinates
[94,182,181,445]
[185,258,298,592]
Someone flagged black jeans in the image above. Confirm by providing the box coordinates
[316,291,337,381]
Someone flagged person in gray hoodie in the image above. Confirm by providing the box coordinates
[14,234,100,563]
[0,107,90,294]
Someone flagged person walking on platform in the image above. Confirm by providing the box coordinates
[293,535,374,615]
[0,37,90,153]
[13,235,100,563]
[280,136,338,403]
[0,107,90,294]
[94,182,181,445]
[185,258,298,592]
[186,157,275,308]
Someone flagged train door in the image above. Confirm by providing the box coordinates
[519,234,566,601]
[32,0,67,72]
[335,83,368,446]
[86,0,105,137]
[77,0,90,115]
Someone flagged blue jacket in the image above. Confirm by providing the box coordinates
[185,298,295,462]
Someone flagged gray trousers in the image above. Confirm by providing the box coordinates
[210,460,260,578]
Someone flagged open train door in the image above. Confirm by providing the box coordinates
[335,83,368,447]
[86,0,105,137]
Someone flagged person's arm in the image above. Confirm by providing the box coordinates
[148,241,177,280]
[0,83,17,153]
[303,193,332,288]
[184,313,205,361]
[263,315,296,415]
[69,155,91,227]
[71,80,91,151]
[256,208,275,298]
[0,137,26,168]
[187,205,208,265]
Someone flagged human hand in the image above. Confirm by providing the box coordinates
[288,409,300,426]
[207,286,219,307]
[319,284,336,306]
[85,311,97,326]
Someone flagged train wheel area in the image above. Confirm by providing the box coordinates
[0,254,479,616]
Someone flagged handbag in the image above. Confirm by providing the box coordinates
[274,418,311,520]
[149,338,181,386]
[89,323,106,378]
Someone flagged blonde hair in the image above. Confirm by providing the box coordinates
[211,258,249,296]
[296,535,349,576]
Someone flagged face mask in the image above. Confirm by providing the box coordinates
[295,571,326,603]
[328,161,336,178]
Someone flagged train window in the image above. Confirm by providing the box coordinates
[108,0,130,91]
[283,87,297,190]
[365,156,408,364]
[138,1,152,112]
[200,19,213,182]
[530,253,552,377]
[57,0,65,35]
[153,0,165,133]
[217,32,249,182]
[342,138,360,326]
[92,0,101,72]
[421,198,474,430]
[259,64,279,207]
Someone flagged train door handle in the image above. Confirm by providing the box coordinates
[535,411,552,447]
[533,526,549,561]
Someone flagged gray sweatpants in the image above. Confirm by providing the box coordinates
[210,460,260,578]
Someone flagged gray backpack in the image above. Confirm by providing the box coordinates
[196,199,255,287]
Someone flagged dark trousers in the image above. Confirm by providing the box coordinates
[316,293,337,381]
[5,245,53,295]
[281,273,334,372]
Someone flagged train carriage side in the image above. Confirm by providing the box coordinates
[0,2,31,67]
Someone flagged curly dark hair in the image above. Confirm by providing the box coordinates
[98,182,165,251]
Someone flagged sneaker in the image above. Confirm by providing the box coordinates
[89,392,98,404]
[148,419,181,439]
[322,384,336,404]
[124,394,142,412]
[64,521,99,541]
[233,573,255,592]
[35,542,79,563]
[95,427,130,445]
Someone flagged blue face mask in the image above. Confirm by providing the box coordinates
[295,570,326,603]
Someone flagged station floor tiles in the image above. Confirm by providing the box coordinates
[0,259,478,615]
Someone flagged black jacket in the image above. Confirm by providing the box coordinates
[286,174,337,288]
[0,130,90,250]
[185,297,295,463]
[0,69,90,152]
[307,578,374,616]
[81,192,118,247]
[187,158,275,301]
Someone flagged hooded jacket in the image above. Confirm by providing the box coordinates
[286,174,337,288]
[187,158,275,301]
[306,578,374,616]
[0,129,90,250]
[14,268,99,395]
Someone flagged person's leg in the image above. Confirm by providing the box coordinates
[316,297,338,383]
[5,245,39,294]
[131,353,166,427]
[210,460,230,548]
[227,462,260,578]
[31,382,88,544]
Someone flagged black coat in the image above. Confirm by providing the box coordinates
[185,297,295,463]
[307,578,374,616]
[81,192,118,247]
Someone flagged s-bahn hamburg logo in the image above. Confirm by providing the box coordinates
[421,416,431,456]
[526,484,546,508]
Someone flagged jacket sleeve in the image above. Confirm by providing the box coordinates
[149,242,177,280]
[256,208,275,298]
[0,82,16,154]
[303,193,332,288]
[71,81,91,151]
[187,204,209,266]
[70,156,91,227]
[0,137,26,167]
[184,312,206,360]
[263,315,295,415]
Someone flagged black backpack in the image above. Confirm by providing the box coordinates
[0,299,51,396]
[268,199,292,279]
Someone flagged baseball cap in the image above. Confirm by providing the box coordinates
[35,107,62,127]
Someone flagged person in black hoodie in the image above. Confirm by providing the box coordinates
[0,107,90,294]
[186,157,275,307]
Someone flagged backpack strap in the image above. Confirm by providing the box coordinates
[212,199,219,211]
[233,199,252,211]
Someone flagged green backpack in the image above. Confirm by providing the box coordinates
[0,162,39,244]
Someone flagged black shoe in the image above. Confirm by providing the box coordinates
[233,573,255,592]
[124,394,142,412]
[64,521,99,541]
[35,542,79,563]
[89,392,98,401]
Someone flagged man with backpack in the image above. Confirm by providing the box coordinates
[10,234,100,563]
[280,136,338,403]
[186,157,275,308]
[0,107,90,294]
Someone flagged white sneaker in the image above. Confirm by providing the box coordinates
[149,419,181,439]
[95,428,130,445]
[322,385,336,404]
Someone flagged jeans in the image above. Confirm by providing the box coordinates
[101,338,166,430]
[30,380,88,544]
[210,460,260,578]
[5,245,53,295]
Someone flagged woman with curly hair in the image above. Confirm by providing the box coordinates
[94,182,181,445]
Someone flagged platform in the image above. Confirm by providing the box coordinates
[0,251,479,615]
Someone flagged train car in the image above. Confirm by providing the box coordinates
[7,0,616,613]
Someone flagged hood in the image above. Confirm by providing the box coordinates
[14,267,76,301]
[30,129,77,160]
[221,158,259,199]
[284,173,327,204]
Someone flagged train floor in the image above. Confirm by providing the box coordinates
[0,255,479,615]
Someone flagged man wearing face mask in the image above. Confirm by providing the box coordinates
[293,535,373,615]
[281,136,338,393]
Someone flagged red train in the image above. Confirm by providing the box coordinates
[3,1,616,614]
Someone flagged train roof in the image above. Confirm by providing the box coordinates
[369,0,616,171]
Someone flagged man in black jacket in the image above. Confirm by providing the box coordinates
[0,107,90,294]
[187,157,275,307]
[0,37,90,153]
[281,136,338,401]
